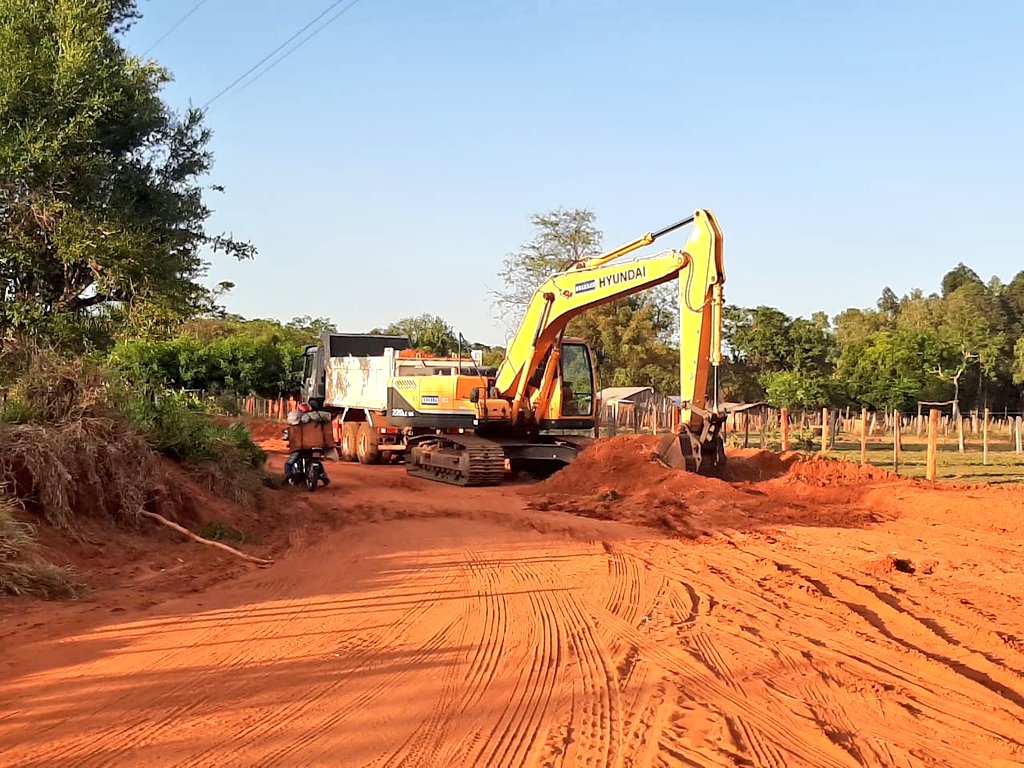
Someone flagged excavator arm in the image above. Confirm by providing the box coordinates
[494,208,727,471]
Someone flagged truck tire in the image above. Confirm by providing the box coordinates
[341,422,360,462]
[357,422,382,465]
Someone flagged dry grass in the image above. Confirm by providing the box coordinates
[0,493,80,599]
[0,418,159,532]
[0,350,266,532]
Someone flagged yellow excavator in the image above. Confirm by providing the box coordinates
[388,208,728,486]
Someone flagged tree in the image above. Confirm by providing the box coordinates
[941,264,983,297]
[761,370,833,409]
[373,314,458,356]
[934,282,1008,408]
[836,328,949,410]
[725,307,796,373]
[0,0,253,347]
[493,208,602,327]
[725,306,835,383]
[877,287,901,321]
[568,296,678,393]
[493,208,681,393]
[285,316,337,338]
[109,333,303,398]
[1014,338,1024,385]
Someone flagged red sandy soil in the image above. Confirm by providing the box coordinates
[2,426,1024,766]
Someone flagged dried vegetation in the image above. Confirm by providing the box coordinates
[0,351,267,597]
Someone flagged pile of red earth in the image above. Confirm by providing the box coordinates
[522,435,897,536]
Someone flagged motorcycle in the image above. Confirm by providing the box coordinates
[282,429,331,492]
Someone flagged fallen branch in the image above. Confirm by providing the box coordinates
[140,511,273,566]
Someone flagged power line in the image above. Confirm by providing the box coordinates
[233,0,363,98]
[142,0,210,56]
[202,0,363,110]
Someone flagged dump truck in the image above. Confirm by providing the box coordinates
[300,333,495,465]
[301,208,727,486]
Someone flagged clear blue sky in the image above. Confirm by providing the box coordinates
[123,0,1022,346]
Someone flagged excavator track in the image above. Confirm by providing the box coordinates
[406,434,507,487]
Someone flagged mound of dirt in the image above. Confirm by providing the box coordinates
[529,435,674,497]
[864,555,917,577]
[524,436,895,536]
[721,448,799,481]
[783,455,898,486]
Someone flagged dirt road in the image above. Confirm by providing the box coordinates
[2,437,1024,767]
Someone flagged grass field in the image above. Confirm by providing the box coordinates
[826,439,1024,485]
[729,429,1024,485]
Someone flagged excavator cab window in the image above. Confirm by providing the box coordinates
[559,342,594,417]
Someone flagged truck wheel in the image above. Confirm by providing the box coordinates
[341,422,360,462]
[357,422,382,465]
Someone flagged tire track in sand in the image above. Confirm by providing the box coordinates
[475,570,561,768]
[257,619,458,768]
[26,569,309,767]
[179,559,462,767]
[602,545,862,768]
[375,549,508,768]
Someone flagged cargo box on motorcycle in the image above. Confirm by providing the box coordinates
[286,421,335,451]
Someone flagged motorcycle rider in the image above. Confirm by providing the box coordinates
[283,402,313,482]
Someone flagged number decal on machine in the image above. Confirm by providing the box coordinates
[391,408,414,418]
[421,395,439,406]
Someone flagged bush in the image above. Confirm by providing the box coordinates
[118,390,264,467]
[0,351,267,531]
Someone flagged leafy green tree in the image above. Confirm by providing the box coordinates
[725,307,793,373]
[1000,271,1024,335]
[836,328,949,410]
[286,316,337,337]
[931,282,1008,407]
[373,314,458,356]
[568,296,678,393]
[877,287,901,321]
[0,0,252,347]
[723,305,837,404]
[761,370,833,409]
[1014,338,1024,385]
[109,334,302,397]
[941,263,983,297]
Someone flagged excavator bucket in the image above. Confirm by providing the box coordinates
[656,430,703,473]
[656,429,727,476]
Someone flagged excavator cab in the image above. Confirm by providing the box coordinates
[546,340,596,427]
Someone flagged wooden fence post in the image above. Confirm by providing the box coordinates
[820,407,829,453]
[893,410,901,473]
[860,407,868,464]
[926,408,939,481]
[957,411,965,453]
[983,407,990,466]
[743,412,750,448]
[780,407,790,452]
[1016,416,1023,455]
